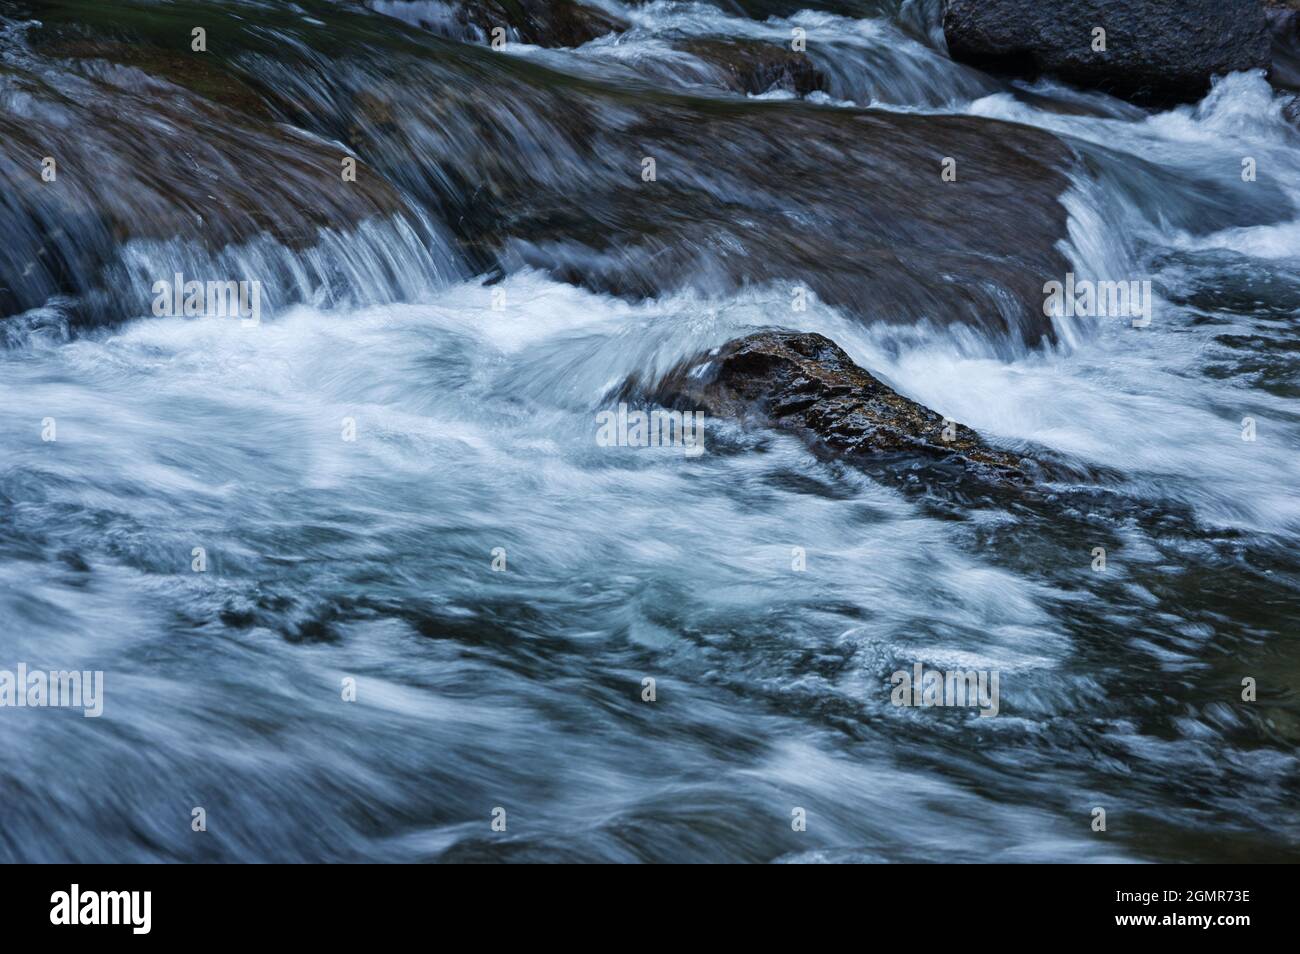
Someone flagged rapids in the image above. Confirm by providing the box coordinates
[0,0,1297,862]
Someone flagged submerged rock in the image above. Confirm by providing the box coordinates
[479,96,1073,347]
[714,1,883,18]
[369,0,627,48]
[677,38,827,96]
[942,0,1272,104]
[648,331,1027,479]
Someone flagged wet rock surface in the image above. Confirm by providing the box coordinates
[715,1,884,19]
[677,38,827,96]
[476,95,1074,346]
[0,31,421,324]
[648,330,1028,479]
[942,0,1272,104]
[368,0,627,48]
[8,0,1077,345]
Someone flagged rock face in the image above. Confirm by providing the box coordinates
[649,331,1027,479]
[942,0,1272,104]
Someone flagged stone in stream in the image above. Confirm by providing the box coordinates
[942,0,1272,105]
[645,331,1027,480]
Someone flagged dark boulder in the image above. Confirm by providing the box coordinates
[647,331,1027,479]
[942,0,1272,104]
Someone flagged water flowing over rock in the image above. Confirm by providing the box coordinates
[368,0,627,48]
[675,38,827,96]
[0,3,457,324]
[942,0,1272,104]
[482,98,1073,347]
[4,0,1076,346]
[715,1,886,18]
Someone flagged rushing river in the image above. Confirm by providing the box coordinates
[1,0,1298,862]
